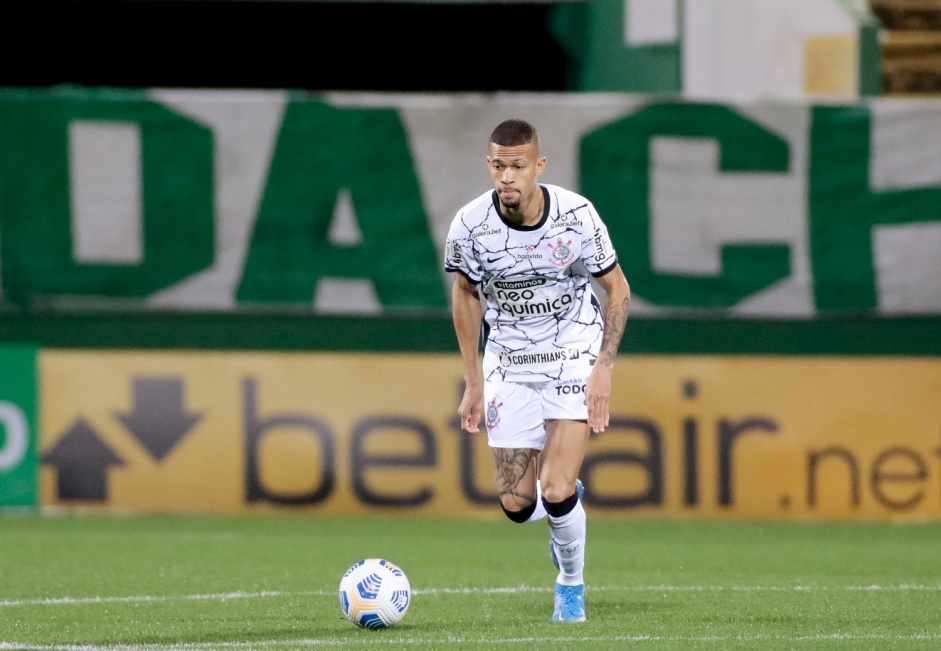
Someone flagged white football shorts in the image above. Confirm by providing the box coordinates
[483,374,590,449]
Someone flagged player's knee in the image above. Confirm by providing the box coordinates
[500,500,537,524]
[541,480,575,504]
[543,489,579,518]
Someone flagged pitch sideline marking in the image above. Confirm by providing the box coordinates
[2,583,941,608]
[4,632,941,651]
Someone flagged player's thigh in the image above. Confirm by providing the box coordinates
[539,377,591,501]
[540,420,590,502]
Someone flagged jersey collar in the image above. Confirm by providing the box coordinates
[491,185,550,231]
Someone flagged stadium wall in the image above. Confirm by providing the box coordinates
[557,0,882,98]
[1,88,939,520]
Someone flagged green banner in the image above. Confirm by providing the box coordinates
[0,346,37,509]
[0,88,939,321]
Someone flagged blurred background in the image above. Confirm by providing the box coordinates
[4,0,575,93]
[6,0,941,95]
[1,0,940,521]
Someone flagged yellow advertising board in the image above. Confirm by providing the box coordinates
[39,351,941,520]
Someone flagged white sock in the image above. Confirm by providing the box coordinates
[548,500,586,585]
[526,480,548,522]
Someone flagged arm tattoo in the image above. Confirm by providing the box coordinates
[491,448,538,501]
[598,296,629,368]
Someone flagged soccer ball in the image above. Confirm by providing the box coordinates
[338,558,411,629]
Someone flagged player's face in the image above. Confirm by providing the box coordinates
[487,141,546,211]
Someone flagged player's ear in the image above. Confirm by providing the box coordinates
[535,156,547,176]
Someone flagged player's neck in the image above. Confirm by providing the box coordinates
[508,187,544,227]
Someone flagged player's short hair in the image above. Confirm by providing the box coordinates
[490,119,540,150]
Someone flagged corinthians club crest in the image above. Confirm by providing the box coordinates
[486,397,503,430]
[547,238,576,266]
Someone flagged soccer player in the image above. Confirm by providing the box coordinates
[444,118,630,622]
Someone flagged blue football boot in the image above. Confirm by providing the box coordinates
[551,582,586,622]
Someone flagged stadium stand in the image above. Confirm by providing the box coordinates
[872,0,941,94]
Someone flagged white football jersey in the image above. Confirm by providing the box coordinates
[445,184,619,382]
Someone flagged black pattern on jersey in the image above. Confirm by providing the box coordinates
[445,184,618,381]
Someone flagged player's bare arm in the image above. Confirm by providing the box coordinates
[451,272,485,433]
[586,264,631,432]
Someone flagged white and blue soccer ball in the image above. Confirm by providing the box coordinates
[338,558,411,629]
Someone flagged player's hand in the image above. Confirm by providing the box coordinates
[586,363,612,433]
[458,382,484,433]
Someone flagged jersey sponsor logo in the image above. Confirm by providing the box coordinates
[493,278,547,290]
[498,347,581,368]
[551,206,582,223]
[471,226,503,239]
[547,238,576,267]
[517,245,542,261]
[592,228,608,262]
[550,210,582,229]
[494,285,575,317]
[447,239,463,264]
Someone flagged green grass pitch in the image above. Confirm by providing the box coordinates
[1,512,940,650]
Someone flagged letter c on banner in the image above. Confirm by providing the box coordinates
[0,402,28,471]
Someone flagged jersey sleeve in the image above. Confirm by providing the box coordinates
[444,217,482,284]
[580,201,618,277]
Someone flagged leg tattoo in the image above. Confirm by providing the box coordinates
[492,448,538,509]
